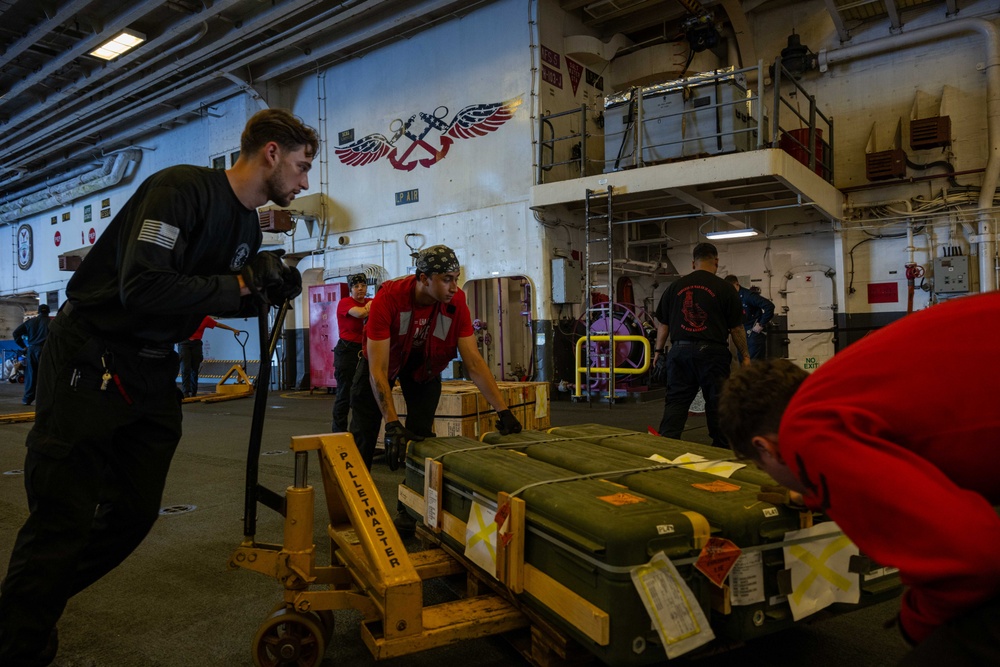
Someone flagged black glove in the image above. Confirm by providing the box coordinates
[496,409,522,435]
[242,250,301,306]
[384,420,424,471]
[649,352,668,385]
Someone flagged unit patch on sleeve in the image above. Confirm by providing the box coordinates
[136,219,180,250]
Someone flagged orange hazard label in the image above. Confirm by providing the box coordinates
[691,480,741,493]
[597,492,646,506]
[695,537,742,587]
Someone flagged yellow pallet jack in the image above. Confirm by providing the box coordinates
[0,409,34,424]
[182,329,256,404]
[227,302,554,667]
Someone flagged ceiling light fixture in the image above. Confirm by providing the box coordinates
[89,29,146,61]
[704,227,759,241]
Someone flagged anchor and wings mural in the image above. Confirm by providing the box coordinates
[335,97,522,171]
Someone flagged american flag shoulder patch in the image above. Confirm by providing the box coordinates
[137,219,180,250]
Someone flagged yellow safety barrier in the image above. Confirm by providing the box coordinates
[574,335,651,398]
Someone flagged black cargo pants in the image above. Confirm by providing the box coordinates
[348,355,441,469]
[0,311,182,666]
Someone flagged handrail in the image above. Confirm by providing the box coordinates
[574,335,651,398]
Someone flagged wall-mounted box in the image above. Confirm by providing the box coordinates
[865,149,906,181]
[551,257,582,304]
[259,210,294,232]
[934,255,971,294]
[910,116,951,150]
[58,255,82,271]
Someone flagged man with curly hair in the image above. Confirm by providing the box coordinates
[718,292,1000,664]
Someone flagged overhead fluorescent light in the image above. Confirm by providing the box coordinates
[89,29,146,61]
[705,228,760,240]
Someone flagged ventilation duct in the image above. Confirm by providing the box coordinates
[0,150,140,224]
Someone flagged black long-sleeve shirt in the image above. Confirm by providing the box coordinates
[66,166,261,344]
[13,314,49,348]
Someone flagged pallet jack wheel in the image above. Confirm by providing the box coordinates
[311,609,335,645]
[252,607,326,667]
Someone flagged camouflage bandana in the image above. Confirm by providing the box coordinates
[349,273,368,287]
[415,245,460,275]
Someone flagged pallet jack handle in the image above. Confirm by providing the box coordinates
[243,299,291,538]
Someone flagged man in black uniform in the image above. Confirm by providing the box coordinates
[0,108,317,667]
[653,243,750,448]
[12,304,50,405]
[723,274,775,361]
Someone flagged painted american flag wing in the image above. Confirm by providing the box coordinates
[445,97,522,140]
[335,133,392,167]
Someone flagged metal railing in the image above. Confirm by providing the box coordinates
[535,60,834,185]
[574,334,651,399]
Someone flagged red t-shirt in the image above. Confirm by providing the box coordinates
[336,296,371,344]
[366,293,473,344]
[188,316,217,341]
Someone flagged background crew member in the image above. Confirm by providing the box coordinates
[331,273,372,432]
[653,242,749,448]
[349,244,523,473]
[0,108,316,667]
[12,303,50,406]
[177,315,243,398]
[718,292,1000,665]
[724,274,775,361]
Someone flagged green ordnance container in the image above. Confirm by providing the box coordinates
[402,436,712,666]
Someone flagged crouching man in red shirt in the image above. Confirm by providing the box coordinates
[718,292,1000,665]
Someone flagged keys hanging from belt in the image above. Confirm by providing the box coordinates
[100,353,112,391]
[100,353,133,404]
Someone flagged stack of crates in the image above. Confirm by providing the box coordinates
[391,380,550,438]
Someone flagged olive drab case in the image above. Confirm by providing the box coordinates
[399,426,901,665]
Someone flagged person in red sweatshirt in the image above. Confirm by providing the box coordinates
[718,291,1000,665]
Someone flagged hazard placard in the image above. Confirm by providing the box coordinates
[691,480,741,493]
[597,492,646,506]
[694,537,742,588]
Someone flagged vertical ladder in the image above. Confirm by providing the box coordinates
[583,186,615,405]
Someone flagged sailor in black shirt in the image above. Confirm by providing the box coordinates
[0,108,318,667]
[12,304,50,405]
[653,243,750,448]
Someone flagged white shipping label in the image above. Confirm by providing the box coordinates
[631,552,715,659]
[425,486,439,529]
[729,551,765,606]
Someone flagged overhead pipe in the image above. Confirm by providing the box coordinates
[0,0,166,107]
[0,0,368,177]
[0,160,105,206]
[0,150,140,224]
[4,21,213,146]
[0,0,93,71]
[1,0,471,198]
[819,17,1000,292]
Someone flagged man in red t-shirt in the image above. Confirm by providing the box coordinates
[177,315,243,397]
[719,292,1000,664]
[348,245,522,479]
[331,273,371,432]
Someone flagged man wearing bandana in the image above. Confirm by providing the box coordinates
[349,244,522,476]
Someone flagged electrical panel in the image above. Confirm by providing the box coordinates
[551,257,582,304]
[934,256,971,294]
